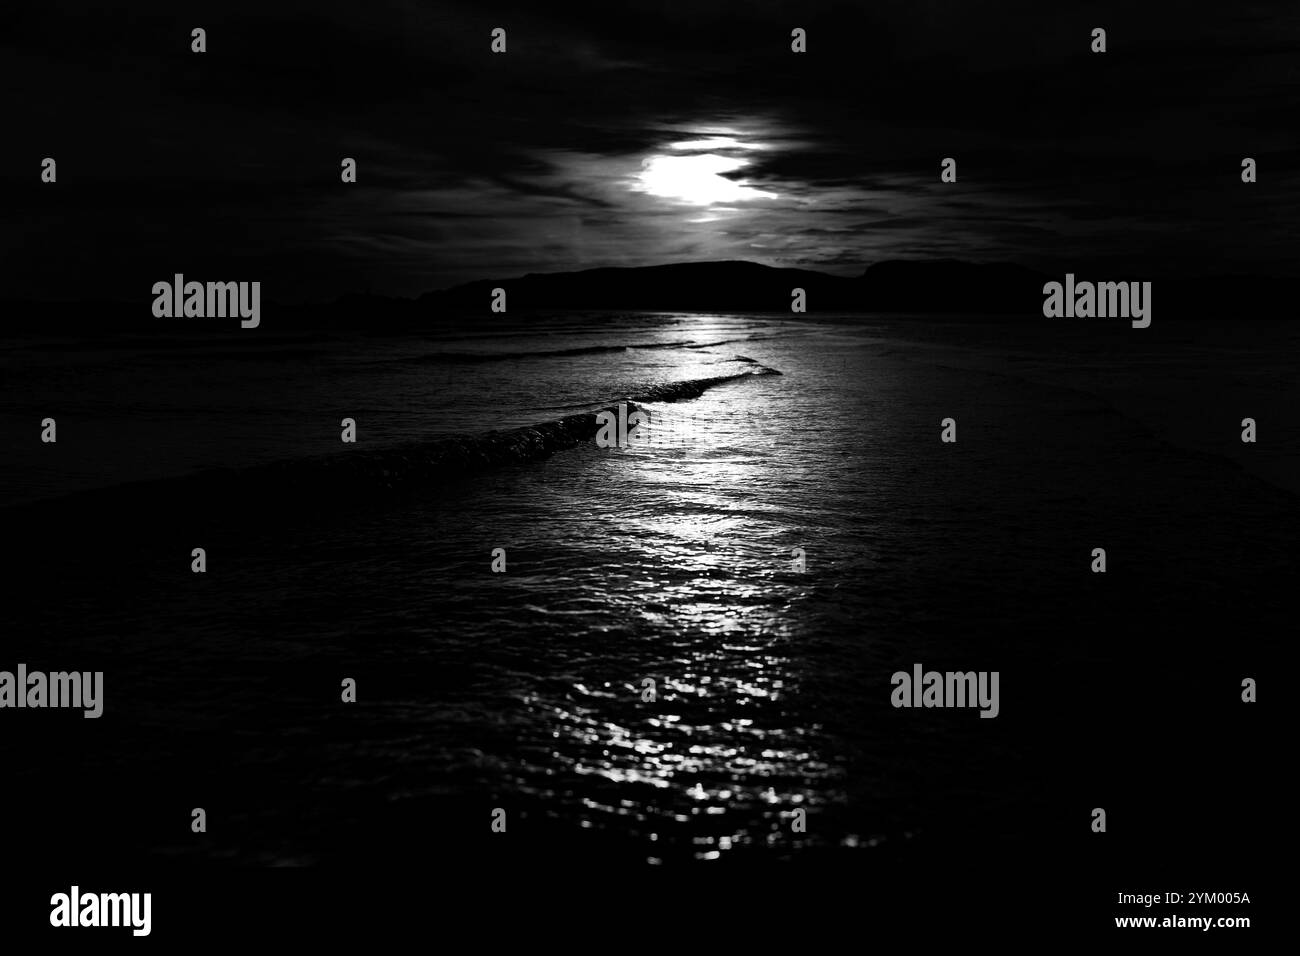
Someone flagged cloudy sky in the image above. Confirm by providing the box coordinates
[4,0,1298,300]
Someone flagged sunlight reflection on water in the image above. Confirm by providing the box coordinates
[512,351,848,861]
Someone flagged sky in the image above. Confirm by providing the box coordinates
[4,0,1299,301]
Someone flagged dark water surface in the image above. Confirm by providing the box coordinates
[1,313,1290,873]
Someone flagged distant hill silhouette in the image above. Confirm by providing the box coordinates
[415,259,1051,315]
[1,260,1293,331]
[409,259,1294,321]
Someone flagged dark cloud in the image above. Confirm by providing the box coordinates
[3,0,1297,301]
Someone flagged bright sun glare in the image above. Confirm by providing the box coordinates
[634,151,778,206]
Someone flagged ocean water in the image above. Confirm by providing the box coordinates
[1,312,1292,869]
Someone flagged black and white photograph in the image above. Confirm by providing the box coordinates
[1,0,1290,941]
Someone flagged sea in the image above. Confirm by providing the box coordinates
[0,311,1292,877]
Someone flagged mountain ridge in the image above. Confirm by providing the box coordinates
[1,260,1291,329]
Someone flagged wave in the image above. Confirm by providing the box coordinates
[3,367,782,521]
[622,366,780,403]
[392,336,785,365]
[399,344,633,364]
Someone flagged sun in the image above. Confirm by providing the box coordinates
[633,152,778,206]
